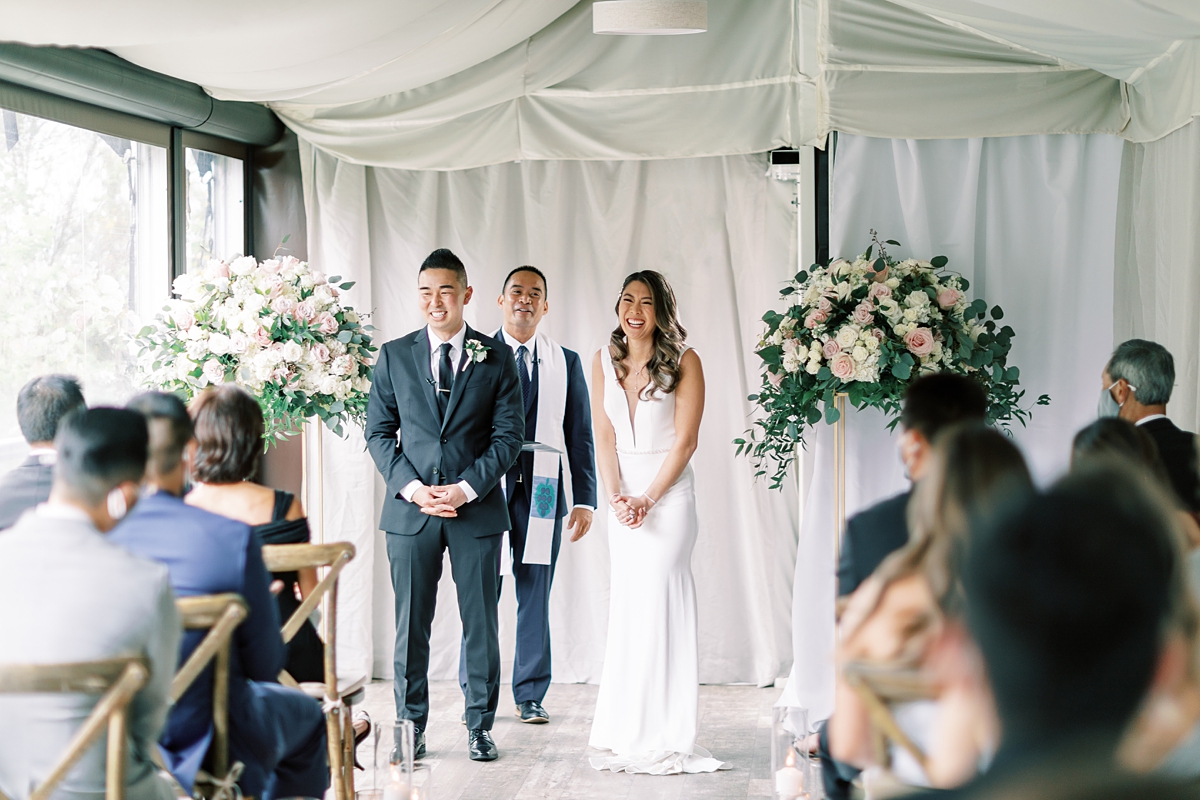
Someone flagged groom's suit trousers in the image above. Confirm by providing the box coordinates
[388,518,503,731]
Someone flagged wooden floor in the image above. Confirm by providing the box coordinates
[350,679,782,800]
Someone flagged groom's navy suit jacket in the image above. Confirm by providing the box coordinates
[366,325,525,537]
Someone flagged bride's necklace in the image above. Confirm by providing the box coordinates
[624,359,651,396]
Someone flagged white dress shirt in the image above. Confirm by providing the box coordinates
[400,324,478,505]
[1136,414,1168,426]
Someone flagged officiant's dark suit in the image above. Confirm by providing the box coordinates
[0,453,54,530]
[366,324,524,734]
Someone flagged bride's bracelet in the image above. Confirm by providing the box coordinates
[641,494,657,508]
[609,493,623,509]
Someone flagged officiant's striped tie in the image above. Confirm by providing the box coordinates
[517,345,532,412]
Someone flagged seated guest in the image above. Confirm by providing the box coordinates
[1072,418,1200,547]
[110,392,328,798]
[184,385,324,683]
[821,375,990,799]
[0,407,179,800]
[830,423,1032,789]
[920,464,1194,797]
[837,373,989,597]
[1099,339,1200,513]
[0,374,85,530]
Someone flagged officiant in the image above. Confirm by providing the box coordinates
[458,266,597,724]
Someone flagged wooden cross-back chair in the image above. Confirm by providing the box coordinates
[0,657,148,800]
[261,542,362,800]
[172,593,249,785]
[842,661,938,776]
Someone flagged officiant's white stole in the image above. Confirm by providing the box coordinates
[496,329,571,569]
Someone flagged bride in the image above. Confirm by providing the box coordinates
[588,270,725,775]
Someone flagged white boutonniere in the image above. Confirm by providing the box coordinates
[463,339,489,364]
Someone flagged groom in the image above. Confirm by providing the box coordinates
[366,248,524,762]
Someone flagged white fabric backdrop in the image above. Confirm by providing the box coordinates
[778,132,1124,720]
[1115,118,1200,433]
[300,146,800,687]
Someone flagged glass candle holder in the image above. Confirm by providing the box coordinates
[771,705,810,800]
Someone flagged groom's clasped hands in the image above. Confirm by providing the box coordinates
[412,484,468,517]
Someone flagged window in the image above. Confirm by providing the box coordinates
[185,146,245,271]
[0,109,169,471]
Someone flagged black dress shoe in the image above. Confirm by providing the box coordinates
[468,728,498,761]
[515,700,549,724]
[389,729,426,762]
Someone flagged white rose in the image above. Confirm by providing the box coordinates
[228,332,249,355]
[886,278,900,289]
[903,307,920,322]
[202,359,226,386]
[185,339,207,361]
[230,256,258,276]
[353,375,371,393]
[175,357,197,381]
[282,340,304,362]
[863,335,879,353]
[336,379,353,400]
[318,375,339,396]
[769,329,785,347]
[783,353,802,374]
[242,293,265,314]
[805,360,821,375]
[312,285,335,308]
[852,346,868,363]
[207,333,231,355]
[834,282,853,301]
[835,325,860,350]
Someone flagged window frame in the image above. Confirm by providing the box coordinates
[0,80,252,289]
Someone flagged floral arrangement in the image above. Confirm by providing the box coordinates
[737,233,1048,489]
[135,250,375,441]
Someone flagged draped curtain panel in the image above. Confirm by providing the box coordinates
[300,144,800,686]
[1115,118,1200,433]
[778,132,1124,720]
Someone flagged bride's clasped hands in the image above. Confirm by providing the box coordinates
[609,491,655,528]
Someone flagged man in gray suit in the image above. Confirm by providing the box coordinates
[0,407,179,800]
[0,374,85,530]
[366,249,524,762]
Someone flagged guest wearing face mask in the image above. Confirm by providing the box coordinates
[837,373,989,597]
[1098,339,1200,514]
[0,407,180,800]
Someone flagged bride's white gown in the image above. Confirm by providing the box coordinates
[589,351,727,775]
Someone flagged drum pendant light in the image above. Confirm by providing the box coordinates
[592,1,707,35]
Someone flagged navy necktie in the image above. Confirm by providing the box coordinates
[516,345,532,412]
[437,342,454,419]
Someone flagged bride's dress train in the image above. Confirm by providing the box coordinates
[588,351,727,775]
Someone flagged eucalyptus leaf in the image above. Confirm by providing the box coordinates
[930,255,948,268]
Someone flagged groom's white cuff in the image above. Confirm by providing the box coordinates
[399,479,478,503]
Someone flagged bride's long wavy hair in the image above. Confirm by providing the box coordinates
[609,270,688,397]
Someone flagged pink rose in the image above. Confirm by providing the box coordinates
[852,302,874,325]
[868,282,892,300]
[313,343,331,363]
[252,326,272,347]
[311,269,327,286]
[822,339,841,358]
[271,297,296,316]
[212,261,230,279]
[870,328,885,342]
[295,299,317,322]
[316,312,339,335]
[937,288,962,309]
[904,327,936,357]
[768,369,785,388]
[804,310,828,329]
[830,352,856,380]
[817,296,833,313]
[259,259,281,275]
[782,338,800,356]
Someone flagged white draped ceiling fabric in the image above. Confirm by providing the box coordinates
[12,0,1200,686]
